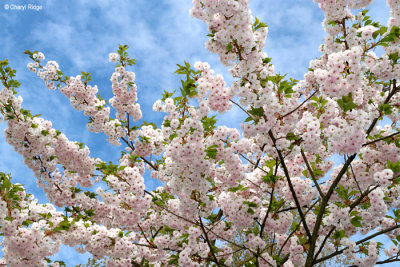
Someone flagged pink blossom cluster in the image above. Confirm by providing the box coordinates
[314,47,363,98]
[190,0,267,71]
[128,125,164,157]
[0,86,151,231]
[109,66,142,122]
[387,0,400,55]
[296,111,322,153]
[27,53,143,146]
[0,88,97,189]
[0,183,63,266]
[280,176,317,207]
[218,192,259,228]
[194,62,233,113]
[1,0,400,266]
[95,166,151,226]
[374,168,394,187]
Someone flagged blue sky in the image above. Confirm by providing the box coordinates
[0,0,393,265]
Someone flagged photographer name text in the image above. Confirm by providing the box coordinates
[4,4,43,11]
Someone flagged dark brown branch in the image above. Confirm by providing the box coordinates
[341,18,350,50]
[305,153,357,266]
[349,160,362,193]
[277,201,318,259]
[254,143,267,170]
[313,226,336,262]
[230,99,254,119]
[238,151,268,175]
[269,130,312,240]
[137,223,155,248]
[199,216,222,267]
[301,149,324,198]
[375,256,400,265]
[362,131,400,147]
[305,83,399,267]
[140,156,158,171]
[315,224,400,264]
[349,184,379,210]
[120,137,159,171]
[233,40,243,61]
[277,205,309,213]
[259,187,274,237]
[278,90,318,120]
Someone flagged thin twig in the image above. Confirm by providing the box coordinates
[269,130,312,240]
[301,149,324,198]
[362,131,400,147]
[230,99,253,119]
[199,216,222,267]
[278,90,318,120]
[259,187,274,238]
[315,224,400,264]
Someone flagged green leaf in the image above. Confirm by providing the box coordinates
[142,120,157,129]
[228,184,248,193]
[332,230,346,239]
[243,201,258,208]
[54,261,66,266]
[389,52,400,63]
[379,26,400,45]
[22,219,32,227]
[169,132,178,141]
[380,26,388,35]
[247,208,255,214]
[350,216,363,228]
[286,132,300,141]
[387,160,400,173]
[365,20,372,25]
[163,120,171,127]
[41,130,50,136]
[337,93,357,112]
[161,90,175,101]
[262,57,272,64]
[378,103,393,115]
[205,144,218,159]
[372,30,380,39]
[226,42,233,52]
[201,116,217,132]
[168,255,179,266]
[84,191,97,199]
[244,116,254,123]
[253,17,268,31]
[262,174,278,184]
[328,20,337,26]
[248,107,264,117]
[350,210,360,217]
[336,184,349,199]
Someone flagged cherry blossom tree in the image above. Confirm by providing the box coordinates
[1,0,400,266]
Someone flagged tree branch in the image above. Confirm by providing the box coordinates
[268,130,312,240]
[278,90,318,120]
[305,83,399,267]
[259,187,274,238]
[315,224,400,264]
[362,131,400,147]
[301,149,324,198]
[199,216,222,267]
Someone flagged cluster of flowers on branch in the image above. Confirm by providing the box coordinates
[1,0,400,266]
